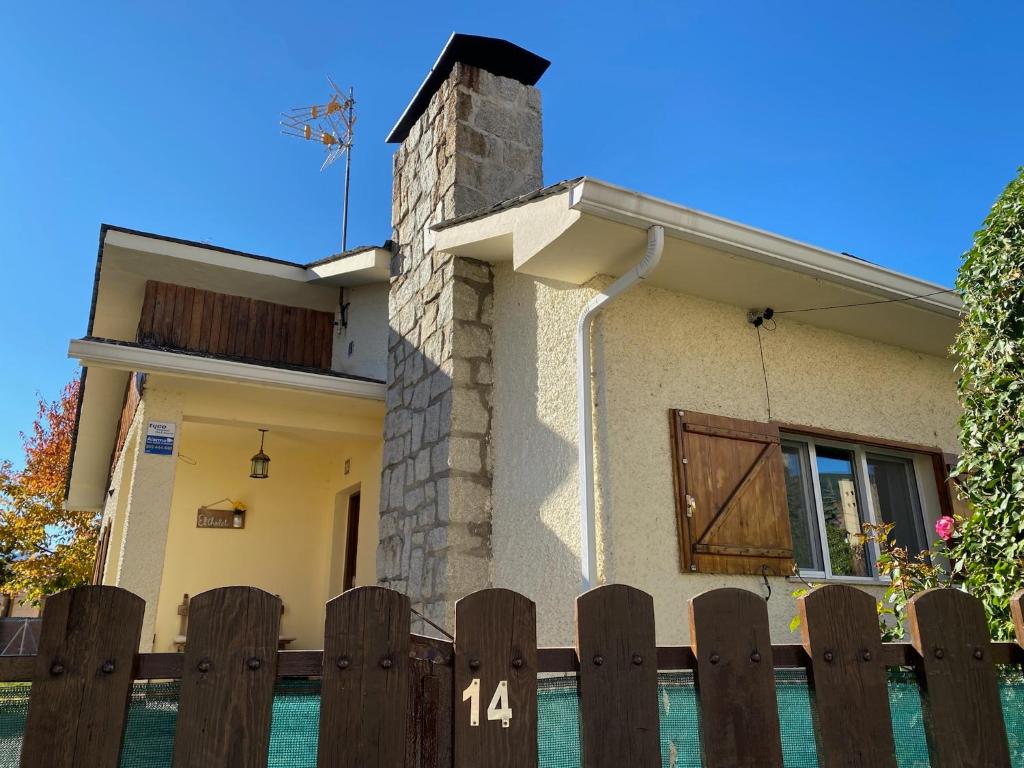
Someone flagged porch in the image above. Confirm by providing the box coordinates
[68,345,385,651]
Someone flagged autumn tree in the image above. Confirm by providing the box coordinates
[0,379,98,605]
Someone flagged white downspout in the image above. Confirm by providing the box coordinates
[576,225,665,591]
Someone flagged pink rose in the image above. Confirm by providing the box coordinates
[935,516,955,541]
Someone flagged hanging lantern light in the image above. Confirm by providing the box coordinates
[250,429,270,479]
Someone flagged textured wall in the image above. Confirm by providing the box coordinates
[491,264,960,645]
[152,422,382,651]
[332,282,389,381]
[379,64,543,631]
[112,388,183,650]
[100,420,141,586]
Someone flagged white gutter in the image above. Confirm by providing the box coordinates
[68,339,386,401]
[577,225,665,591]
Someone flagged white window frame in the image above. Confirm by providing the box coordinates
[783,433,932,583]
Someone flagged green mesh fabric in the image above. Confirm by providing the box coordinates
[538,670,1024,768]
[0,671,1022,766]
[0,685,29,768]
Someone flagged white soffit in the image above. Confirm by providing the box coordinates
[305,248,392,286]
[103,229,390,287]
[65,366,126,511]
[435,178,960,356]
[104,229,309,281]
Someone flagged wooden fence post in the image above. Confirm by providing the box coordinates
[907,588,1011,768]
[317,587,411,768]
[1011,588,1024,648]
[20,585,144,768]
[171,586,281,767]
[798,584,897,768]
[453,588,537,768]
[575,584,660,768]
[690,588,783,768]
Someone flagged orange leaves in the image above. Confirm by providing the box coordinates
[0,378,97,605]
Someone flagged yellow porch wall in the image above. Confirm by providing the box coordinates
[490,264,960,646]
[151,421,381,650]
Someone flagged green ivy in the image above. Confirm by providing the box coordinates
[948,166,1024,640]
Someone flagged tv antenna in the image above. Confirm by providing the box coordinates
[281,79,356,251]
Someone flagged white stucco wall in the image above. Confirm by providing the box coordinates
[113,388,184,650]
[332,283,388,381]
[490,263,960,646]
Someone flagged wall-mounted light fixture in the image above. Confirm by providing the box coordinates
[250,429,270,479]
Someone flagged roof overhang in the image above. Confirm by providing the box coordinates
[304,247,391,286]
[435,178,961,356]
[69,339,385,399]
[89,226,391,345]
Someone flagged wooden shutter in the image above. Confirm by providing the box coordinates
[670,410,794,576]
[91,523,111,585]
[935,452,961,518]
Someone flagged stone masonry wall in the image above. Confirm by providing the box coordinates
[378,63,542,632]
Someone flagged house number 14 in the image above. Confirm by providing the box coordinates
[462,679,512,727]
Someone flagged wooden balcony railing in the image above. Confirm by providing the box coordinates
[136,280,334,369]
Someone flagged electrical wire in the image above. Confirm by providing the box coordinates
[755,324,772,421]
[410,605,454,641]
[773,287,956,315]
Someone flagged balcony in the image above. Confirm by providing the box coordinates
[136,280,334,370]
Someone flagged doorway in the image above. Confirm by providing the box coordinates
[342,491,360,592]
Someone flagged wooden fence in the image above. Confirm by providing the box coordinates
[3,583,1024,767]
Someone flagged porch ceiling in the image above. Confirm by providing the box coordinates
[65,341,384,512]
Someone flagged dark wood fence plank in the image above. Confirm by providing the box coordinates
[798,584,897,768]
[21,586,144,768]
[317,587,410,768]
[576,584,660,768]
[690,588,783,768]
[407,643,453,768]
[454,588,537,768]
[171,586,280,768]
[907,588,1010,768]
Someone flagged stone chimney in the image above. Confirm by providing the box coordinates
[378,34,548,630]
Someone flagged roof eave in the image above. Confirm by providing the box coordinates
[569,178,961,318]
[68,338,386,400]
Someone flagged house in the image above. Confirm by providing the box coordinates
[66,33,964,651]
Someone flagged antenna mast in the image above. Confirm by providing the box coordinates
[281,80,357,251]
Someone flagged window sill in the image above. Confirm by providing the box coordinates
[786,575,891,588]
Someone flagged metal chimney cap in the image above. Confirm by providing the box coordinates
[386,33,550,144]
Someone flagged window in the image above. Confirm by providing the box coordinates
[782,434,929,580]
[670,409,950,579]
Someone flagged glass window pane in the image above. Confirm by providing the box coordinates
[815,446,871,577]
[782,441,823,572]
[867,454,926,556]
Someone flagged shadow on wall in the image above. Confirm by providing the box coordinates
[490,268,581,646]
[378,264,581,645]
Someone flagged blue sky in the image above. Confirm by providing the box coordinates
[1,0,1022,465]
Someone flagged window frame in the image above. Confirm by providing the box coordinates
[781,431,936,583]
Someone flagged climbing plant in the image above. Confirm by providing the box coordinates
[947,166,1024,640]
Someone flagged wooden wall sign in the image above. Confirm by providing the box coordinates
[197,508,245,529]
